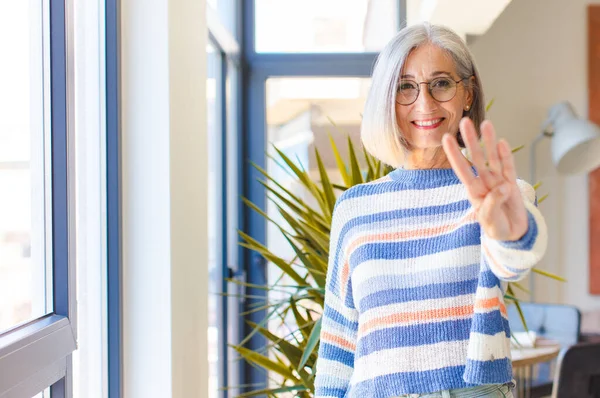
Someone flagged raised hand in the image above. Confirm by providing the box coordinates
[441,117,528,241]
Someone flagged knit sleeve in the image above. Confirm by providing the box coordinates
[314,197,359,398]
[480,179,548,282]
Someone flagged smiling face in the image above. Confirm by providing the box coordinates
[395,43,473,151]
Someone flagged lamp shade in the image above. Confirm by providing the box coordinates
[548,101,600,174]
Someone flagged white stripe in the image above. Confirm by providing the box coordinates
[336,183,468,219]
[322,317,358,340]
[474,285,504,300]
[352,245,480,286]
[359,293,476,326]
[466,331,512,362]
[352,340,469,382]
[353,262,479,301]
[316,358,354,378]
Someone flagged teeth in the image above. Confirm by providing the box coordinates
[414,119,442,127]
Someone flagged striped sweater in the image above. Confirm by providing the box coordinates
[314,167,547,397]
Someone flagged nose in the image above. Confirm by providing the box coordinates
[413,83,438,112]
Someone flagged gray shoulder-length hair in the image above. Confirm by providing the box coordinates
[361,22,485,168]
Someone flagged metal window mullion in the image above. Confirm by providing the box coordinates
[248,54,377,77]
[398,0,407,29]
[240,70,268,394]
[218,47,231,398]
[49,0,77,395]
[105,0,123,396]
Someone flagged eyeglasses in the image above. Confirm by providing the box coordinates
[396,76,470,106]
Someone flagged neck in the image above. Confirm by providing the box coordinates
[403,146,452,170]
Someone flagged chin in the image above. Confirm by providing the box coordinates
[407,131,446,149]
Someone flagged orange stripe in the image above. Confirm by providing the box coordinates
[474,297,507,316]
[321,331,356,351]
[340,261,350,297]
[359,305,474,335]
[345,211,477,256]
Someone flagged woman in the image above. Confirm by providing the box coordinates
[314,23,548,398]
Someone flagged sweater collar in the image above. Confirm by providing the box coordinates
[388,166,475,186]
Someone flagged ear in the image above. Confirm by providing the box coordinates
[464,75,476,107]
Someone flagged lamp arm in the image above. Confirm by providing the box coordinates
[529,126,553,185]
[527,124,552,303]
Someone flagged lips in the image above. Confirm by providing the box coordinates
[412,118,445,129]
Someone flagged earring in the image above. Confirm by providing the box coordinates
[465,105,470,111]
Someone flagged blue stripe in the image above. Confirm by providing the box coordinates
[357,263,480,297]
[463,358,513,385]
[316,387,347,397]
[470,311,511,337]
[323,306,359,330]
[357,319,471,357]
[349,365,470,396]
[478,270,502,288]
[502,261,535,276]
[359,279,478,311]
[318,342,355,365]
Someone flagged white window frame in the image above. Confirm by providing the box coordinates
[0,0,78,396]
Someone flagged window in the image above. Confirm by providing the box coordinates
[207,0,238,39]
[0,0,52,336]
[0,1,77,396]
[207,1,243,390]
[241,2,380,393]
[255,0,399,53]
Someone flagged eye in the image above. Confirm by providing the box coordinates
[431,78,453,89]
[398,81,417,91]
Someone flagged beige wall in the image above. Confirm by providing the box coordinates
[471,0,600,312]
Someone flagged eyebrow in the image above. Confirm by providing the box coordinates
[400,71,453,79]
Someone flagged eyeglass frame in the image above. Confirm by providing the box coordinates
[395,76,472,106]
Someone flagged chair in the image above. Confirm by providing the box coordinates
[552,342,600,397]
[507,303,582,397]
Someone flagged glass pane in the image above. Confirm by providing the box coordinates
[255,0,398,53]
[32,387,50,397]
[406,0,512,41]
[0,1,51,333]
[225,60,241,398]
[207,42,223,398]
[265,77,370,391]
[207,0,237,38]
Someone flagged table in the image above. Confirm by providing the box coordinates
[511,340,561,398]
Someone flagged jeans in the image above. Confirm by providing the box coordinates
[399,383,515,398]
